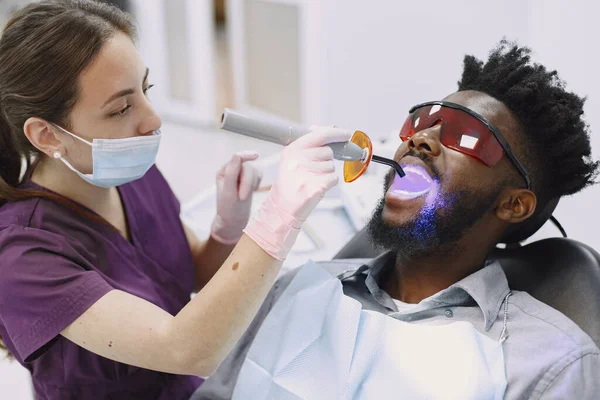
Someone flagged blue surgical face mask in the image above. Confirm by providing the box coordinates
[53,124,162,188]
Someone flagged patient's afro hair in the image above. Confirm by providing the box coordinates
[458,39,598,204]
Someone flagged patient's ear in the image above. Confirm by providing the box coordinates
[495,188,537,223]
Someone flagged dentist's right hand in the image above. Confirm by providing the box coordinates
[244,126,352,260]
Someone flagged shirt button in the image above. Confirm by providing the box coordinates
[445,309,454,318]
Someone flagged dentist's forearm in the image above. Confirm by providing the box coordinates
[167,233,282,376]
[190,232,236,291]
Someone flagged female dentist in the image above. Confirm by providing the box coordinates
[0,1,350,399]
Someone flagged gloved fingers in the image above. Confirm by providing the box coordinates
[304,146,335,162]
[321,173,340,191]
[237,150,260,162]
[222,153,243,193]
[216,159,228,181]
[215,173,225,195]
[292,126,351,149]
[220,151,256,177]
[308,173,340,196]
[238,162,263,201]
[303,160,335,174]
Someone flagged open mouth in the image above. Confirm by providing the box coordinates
[387,165,434,200]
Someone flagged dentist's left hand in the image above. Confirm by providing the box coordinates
[210,151,263,244]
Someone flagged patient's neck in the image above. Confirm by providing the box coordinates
[381,232,493,304]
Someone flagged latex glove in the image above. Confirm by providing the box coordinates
[244,126,352,260]
[210,151,263,245]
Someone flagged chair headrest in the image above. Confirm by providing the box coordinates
[490,238,600,346]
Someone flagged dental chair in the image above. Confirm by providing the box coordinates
[333,212,600,347]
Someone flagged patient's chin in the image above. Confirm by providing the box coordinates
[368,186,500,258]
[381,202,420,227]
[367,199,414,252]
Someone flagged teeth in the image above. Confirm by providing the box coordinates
[390,187,431,200]
[401,165,432,182]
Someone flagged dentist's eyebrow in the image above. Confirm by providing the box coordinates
[102,68,150,108]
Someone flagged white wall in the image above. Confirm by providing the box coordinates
[319,0,532,137]
[130,0,216,125]
[524,0,600,249]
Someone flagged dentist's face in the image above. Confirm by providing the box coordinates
[55,32,161,174]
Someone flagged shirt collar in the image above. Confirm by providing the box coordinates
[340,251,511,331]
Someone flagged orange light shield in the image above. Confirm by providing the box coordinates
[343,130,372,183]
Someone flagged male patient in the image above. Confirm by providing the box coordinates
[192,41,600,399]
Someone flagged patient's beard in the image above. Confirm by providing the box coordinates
[366,172,503,260]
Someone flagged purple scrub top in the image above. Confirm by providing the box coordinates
[0,166,203,399]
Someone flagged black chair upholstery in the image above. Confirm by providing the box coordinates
[333,228,600,347]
